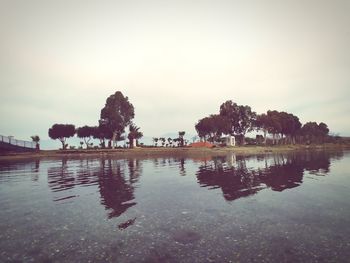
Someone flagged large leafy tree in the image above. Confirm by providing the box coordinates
[255,113,270,144]
[92,124,113,148]
[299,122,329,144]
[257,111,301,145]
[195,114,230,142]
[100,91,135,149]
[77,126,96,149]
[266,110,282,144]
[279,112,301,144]
[219,101,256,144]
[48,124,76,150]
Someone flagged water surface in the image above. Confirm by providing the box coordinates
[0,150,350,262]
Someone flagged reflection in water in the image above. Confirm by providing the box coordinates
[96,159,139,219]
[47,158,142,220]
[196,151,342,201]
[1,150,350,262]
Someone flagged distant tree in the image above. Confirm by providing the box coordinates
[77,126,95,148]
[31,135,40,150]
[219,101,256,144]
[257,111,301,145]
[299,122,329,144]
[318,122,330,137]
[195,114,230,142]
[178,131,186,147]
[48,124,75,150]
[99,91,135,149]
[159,137,166,147]
[153,137,159,147]
[173,138,179,147]
[31,135,40,143]
[280,112,301,144]
[127,124,143,148]
[255,113,270,144]
[266,110,282,144]
[92,125,112,148]
[167,137,173,147]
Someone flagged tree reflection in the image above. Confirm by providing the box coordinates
[47,158,76,192]
[97,158,139,219]
[47,158,142,219]
[196,151,341,201]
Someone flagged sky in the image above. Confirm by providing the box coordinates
[1,0,350,143]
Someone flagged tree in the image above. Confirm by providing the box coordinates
[159,137,166,147]
[48,124,75,150]
[195,114,230,142]
[299,122,329,144]
[100,91,135,149]
[92,124,112,148]
[31,135,40,150]
[167,137,173,147]
[255,114,270,144]
[77,126,95,149]
[31,135,40,143]
[219,101,256,144]
[280,112,301,144]
[266,110,282,144]
[127,124,143,148]
[153,137,159,147]
[257,111,301,145]
[178,131,186,147]
[318,122,329,137]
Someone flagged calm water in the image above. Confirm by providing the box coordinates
[0,150,350,263]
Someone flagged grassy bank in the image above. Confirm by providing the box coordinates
[1,143,349,161]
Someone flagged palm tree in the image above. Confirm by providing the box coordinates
[159,137,166,147]
[128,124,143,148]
[31,135,40,150]
[178,131,185,147]
[152,137,159,147]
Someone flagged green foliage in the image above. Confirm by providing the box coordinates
[77,125,96,148]
[48,124,75,150]
[196,99,329,146]
[195,114,230,142]
[178,131,186,147]
[152,137,159,147]
[127,124,143,148]
[299,122,329,143]
[100,91,135,148]
[219,101,256,144]
[30,135,40,143]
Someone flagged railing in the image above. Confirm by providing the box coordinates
[0,135,37,149]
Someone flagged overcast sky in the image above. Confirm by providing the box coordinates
[1,0,349,141]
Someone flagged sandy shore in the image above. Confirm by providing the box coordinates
[1,143,349,161]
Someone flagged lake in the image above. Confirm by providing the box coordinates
[0,150,350,262]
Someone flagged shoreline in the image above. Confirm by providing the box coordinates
[1,143,349,161]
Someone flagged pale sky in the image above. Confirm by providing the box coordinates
[1,0,349,141]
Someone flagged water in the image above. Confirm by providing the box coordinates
[0,150,350,262]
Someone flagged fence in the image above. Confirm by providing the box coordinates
[0,135,37,149]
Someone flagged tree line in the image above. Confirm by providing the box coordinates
[195,100,330,145]
[152,131,187,147]
[48,91,143,150]
[48,92,334,149]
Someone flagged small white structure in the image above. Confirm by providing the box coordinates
[224,135,235,146]
[132,138,137,148]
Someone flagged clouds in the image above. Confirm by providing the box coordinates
[0,0,349,140]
